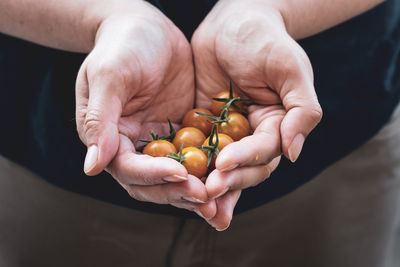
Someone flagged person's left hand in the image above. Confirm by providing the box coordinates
[191,0,322,230]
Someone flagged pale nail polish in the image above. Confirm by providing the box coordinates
[195,210,206,219]
[288,134,305,163]
[182,196,206,204]
[84,145,98,173]
[219,163,239,172]
[163,175,188,182]
[213,187,229,199]
[216,223,230,232]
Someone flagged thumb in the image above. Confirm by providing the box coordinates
[271,42,323,163]
[280,80,322,163]
[76,62,122,176]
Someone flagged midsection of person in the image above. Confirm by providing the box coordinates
[0,0,398,225]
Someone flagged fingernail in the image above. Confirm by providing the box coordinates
[215,223,230,232]
[84,145,98,174]
[288,134,305,163]
[195,210,206,219]
[163,175,188,182]
[213,187,229,199]
[219,163,239,172]
[182,197,206,204]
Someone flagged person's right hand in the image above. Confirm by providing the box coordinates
[75,1,216,218]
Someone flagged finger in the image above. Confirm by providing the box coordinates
[75,60,122,176]
[215,105,284,172]
[171,200,217,220]
[207,157,281,199]
[119,175,208,205]
[195,200,218,220]
[280,84,323,162]
[214,34,322,163]
[107,134,188,185]
[206,190,241,231]
[271,42,322,163]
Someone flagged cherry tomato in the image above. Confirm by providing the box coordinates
[181,147,208,178]
[217,112,250,141]
[172,127,206,150]
[182,108,213,136]
[203,133,234,169]
[211,91,245,116]
[142,140,177,157]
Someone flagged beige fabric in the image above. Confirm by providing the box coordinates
[0,158,181,267]
[1,105,399,267]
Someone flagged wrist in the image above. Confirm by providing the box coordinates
[0,0,152,53]
[93,1,173,51]
[217,0,384,40]
[210,0,290,39]
[86,0,148,52]
[257,0,385,40]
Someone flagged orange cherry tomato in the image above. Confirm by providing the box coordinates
[181,147,208,178]
[142,140,177,157]
[211,91,245,116]
[217,112,250,141]
[182,108,213,136]
[172,127,206,150]
[203,133,234,169]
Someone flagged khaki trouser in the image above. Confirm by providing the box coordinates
[1,106,400,267]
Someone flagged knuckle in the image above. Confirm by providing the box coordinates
[137,170,158,186]
[109,165,131,187]
[88,57,137,89]
[264,165,272,180]
[165,194,177,204]
[129,169,151,185]
[83,109,103,136]
[106,164,120,182]
[141,175,156,186]
[76,115,87,144]
[307,104,323,123]
[84,109,102,125]
[235,174,248,190]
[126,188,146,202]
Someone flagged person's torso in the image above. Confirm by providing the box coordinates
[0,0,399,215]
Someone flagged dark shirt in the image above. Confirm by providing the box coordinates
[0,1,399,217]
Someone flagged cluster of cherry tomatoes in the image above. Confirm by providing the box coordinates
[141,83,250,178]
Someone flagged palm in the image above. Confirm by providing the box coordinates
[193,38,286,135]
[75,6,198,181]
[77,14,194,152]
[193,24,292,112]
[117,41,194,149]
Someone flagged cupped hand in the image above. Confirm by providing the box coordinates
[191,0,322,230]
[75,1,215,217]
